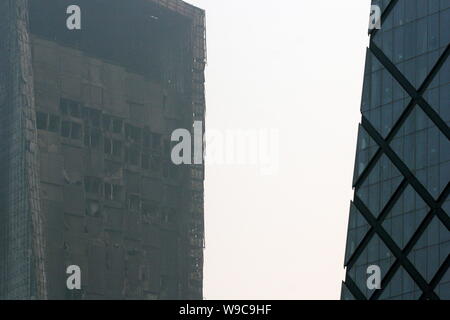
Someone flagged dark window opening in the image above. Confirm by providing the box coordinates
[61,121,71,138]
[103,115,111,131]
[71,123,82,140]
[90,109,101,127]
[104,182,112,200]
[151,155,161,172]
[86,200,101,218]
[152,133,161,151]
[104,138,112,154]
[36,112,48,130]
[128,146,140,166]
[84,177,101,195]
[48,115,60,133]
[143,129,151,148]
[163,162,169,178]
[128,194,141,211]
[142,153,150,170]
[112,118,123,134]
[113,140,122,157]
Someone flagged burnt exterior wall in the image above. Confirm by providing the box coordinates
[0,0,205,300]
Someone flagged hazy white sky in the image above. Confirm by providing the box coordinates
[188,0,372,300]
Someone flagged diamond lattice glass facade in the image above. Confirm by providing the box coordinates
[342,0,449,300]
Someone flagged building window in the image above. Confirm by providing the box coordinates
[60,98,81,118]
[61,121,71,138]
[104,138,112,154]
[48,115,60,133]
[104,183,122,201]
[142,201,159,223]
[112,118,123,134]
[152,133,161,151]
[102,114,111,132]
[84,177,101,195]
[151,155,161,173]
[105,138,123,157]
[143,129,151,148]
[128,194,141,212]
[113,140,122,157]
[84,127,100,148]
[141,153,150,170]
[126,145,140,166]
[90,109,101,127]
[71,123,82,140]
[36,112,48,130]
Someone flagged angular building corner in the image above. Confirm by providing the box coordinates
[0,0,206,300]
[342,0,449,300]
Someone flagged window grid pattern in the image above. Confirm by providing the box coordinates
[342,0,450,300]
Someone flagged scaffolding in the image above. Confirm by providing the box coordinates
[154,0,207,299]
[0,0,47,300]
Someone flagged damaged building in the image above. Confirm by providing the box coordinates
[0,0,206,299]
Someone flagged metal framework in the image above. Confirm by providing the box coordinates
[342,0,449,300]
[0,0,47,300]
[154,0,207,299]
[0,0,206,300]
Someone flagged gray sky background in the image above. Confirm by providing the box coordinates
[188,0,372,300]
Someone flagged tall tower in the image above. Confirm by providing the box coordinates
[0,0,206,300]
[342,0,449,300]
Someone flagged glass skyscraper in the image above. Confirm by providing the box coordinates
[342,0,449,300]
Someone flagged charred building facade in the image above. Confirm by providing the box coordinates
[0,0,206,299]
[342,0,449,300]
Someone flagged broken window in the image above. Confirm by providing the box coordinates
[104,138,122,156]
[112,140,122,157]
[143,129,151,148]
[105,183,122,201]
[166,208,177,224]
[104,138,112,154]
[82,107,90,121]
[60,98,81,118]
[86,200,101,217]
[61,121,71,138]
[142,201,159,223]
[104,182,112,200]
[71,123,82,140]
[163,140,171,159]
[169,163,179,180]
[141,153,150,170]
[84,177,101,195]
[60,98,70,115]
[113,185,122,201]
[162,161,169,178]
[128,194,141,212]
[102,114,111,131]
[152,133,161,151]
[48,115,60,133]
[91,128,101,148]
[85,127,100,148]
[112,118,123,134]
[36,112,48,130]
[127,145,140,166]
[125,124,132,140]
[90,109,101,127]
[70,103,81,118]
[125,124,142,143]
[151,155,161,173]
